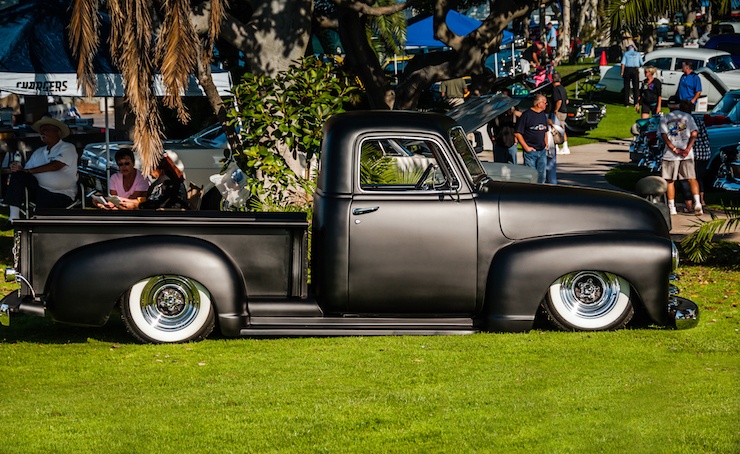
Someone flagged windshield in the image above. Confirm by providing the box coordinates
[706,55,737,73]
[711,93,740,118]
[449,126,486,182]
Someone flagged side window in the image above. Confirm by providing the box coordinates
[359,137,451,191]
[646,58,672,71]
[676,58,703,70]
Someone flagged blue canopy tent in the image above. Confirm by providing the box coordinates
[405,11,514,75]
[406,11,514,47]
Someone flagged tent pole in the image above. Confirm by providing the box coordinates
[105,97,110,197]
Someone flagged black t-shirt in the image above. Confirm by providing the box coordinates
[488,108,517,148]
[515,108,548,151]
[522,46,537,63]
[641,78,662,105]
[552,84,568,113]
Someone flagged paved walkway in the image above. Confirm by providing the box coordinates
[482,139,740,242]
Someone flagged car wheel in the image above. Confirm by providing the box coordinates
[122,275,215,343]
[544,271,633,331]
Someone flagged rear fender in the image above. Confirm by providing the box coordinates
[477,233,672,332]
[44,235,247,336]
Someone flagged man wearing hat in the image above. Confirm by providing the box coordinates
[620,44,643,106]
[1,117,78,230]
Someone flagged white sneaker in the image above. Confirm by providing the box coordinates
[669,206,677,215]
[694,204,703,215]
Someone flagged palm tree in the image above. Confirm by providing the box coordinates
[69,0,226,175]
[681,205,740,262]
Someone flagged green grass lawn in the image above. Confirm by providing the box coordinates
[0,225,738,453]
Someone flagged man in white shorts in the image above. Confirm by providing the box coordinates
[658,100,702,215]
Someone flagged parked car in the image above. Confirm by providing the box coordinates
[630,89,740,181]
[79,123,229,209]
[509,78,607,134]
[704,34,740,67]
[714,144,740,191]
[598,48,740,106]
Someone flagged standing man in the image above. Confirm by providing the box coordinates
[440,77,468,107]
[620,44,643,106]
[519,42,543,75]
[677,61,702,106]
[487,88,521,164]
[550,72,570,155]
[2,117,78,230]
[659,100,702,215]
[546,23,557,59]
[515,94,549,183]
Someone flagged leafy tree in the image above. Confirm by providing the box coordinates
[229,56,360,209]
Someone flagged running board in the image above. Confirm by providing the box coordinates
[240,316,479,336]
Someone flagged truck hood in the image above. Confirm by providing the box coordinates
[445,93,519,133]
[498,183,670,239]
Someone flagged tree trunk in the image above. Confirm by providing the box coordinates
[336,9,395,109]
[195,43,243,160]
[557,0,570,63]
[191,0,313,76]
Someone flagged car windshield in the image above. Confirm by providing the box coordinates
[449,126,486,182]
[706,55,736,72]
[711,93,740,119]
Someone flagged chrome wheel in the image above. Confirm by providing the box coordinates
[545,271,633,331]
[122,275,215,343]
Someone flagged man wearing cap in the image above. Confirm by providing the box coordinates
[1,117,78,230]
[621,44,643,107]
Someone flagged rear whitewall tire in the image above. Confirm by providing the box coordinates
[122,275,215,343]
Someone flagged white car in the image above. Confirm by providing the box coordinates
[598,48,740,106]
[80,124,229,208]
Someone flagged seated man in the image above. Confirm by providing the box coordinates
[2,117,78,230]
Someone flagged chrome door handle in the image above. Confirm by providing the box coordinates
[352,206,379,215]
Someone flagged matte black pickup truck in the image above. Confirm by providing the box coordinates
[0,110,699,343]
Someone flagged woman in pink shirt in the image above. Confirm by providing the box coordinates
[94,149,149,209]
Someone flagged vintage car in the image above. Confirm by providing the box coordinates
[1,108,698,343]
[510,79,606,134]
[598,48,740,106]
[630,89,740,180]
[79,123,229,209]
[714,144,740,191]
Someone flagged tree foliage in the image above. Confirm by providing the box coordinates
[229,56,360,209]
[681,204,740,262]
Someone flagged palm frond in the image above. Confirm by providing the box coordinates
[204,0,228,63]
[156,0,198,122]
[69,0,100,98]
[108,0,163,175]
[681,203,740,262]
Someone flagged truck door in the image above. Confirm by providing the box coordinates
[348,136,478,315]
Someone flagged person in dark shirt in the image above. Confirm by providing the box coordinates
[514,94,550,183]
[637,66,662,118]
[519,42,543,74]
[487,88,521,164]
[550,72,570,154]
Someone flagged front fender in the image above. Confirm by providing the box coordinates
[476,233,673,332]
[44,235,247,336]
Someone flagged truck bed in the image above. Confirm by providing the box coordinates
[15,209,309,300]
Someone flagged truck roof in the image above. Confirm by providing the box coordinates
[319,110,460,195]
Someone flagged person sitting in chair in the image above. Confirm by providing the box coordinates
[2,117,78,230]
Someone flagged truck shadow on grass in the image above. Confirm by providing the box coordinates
[0,309,670,345]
